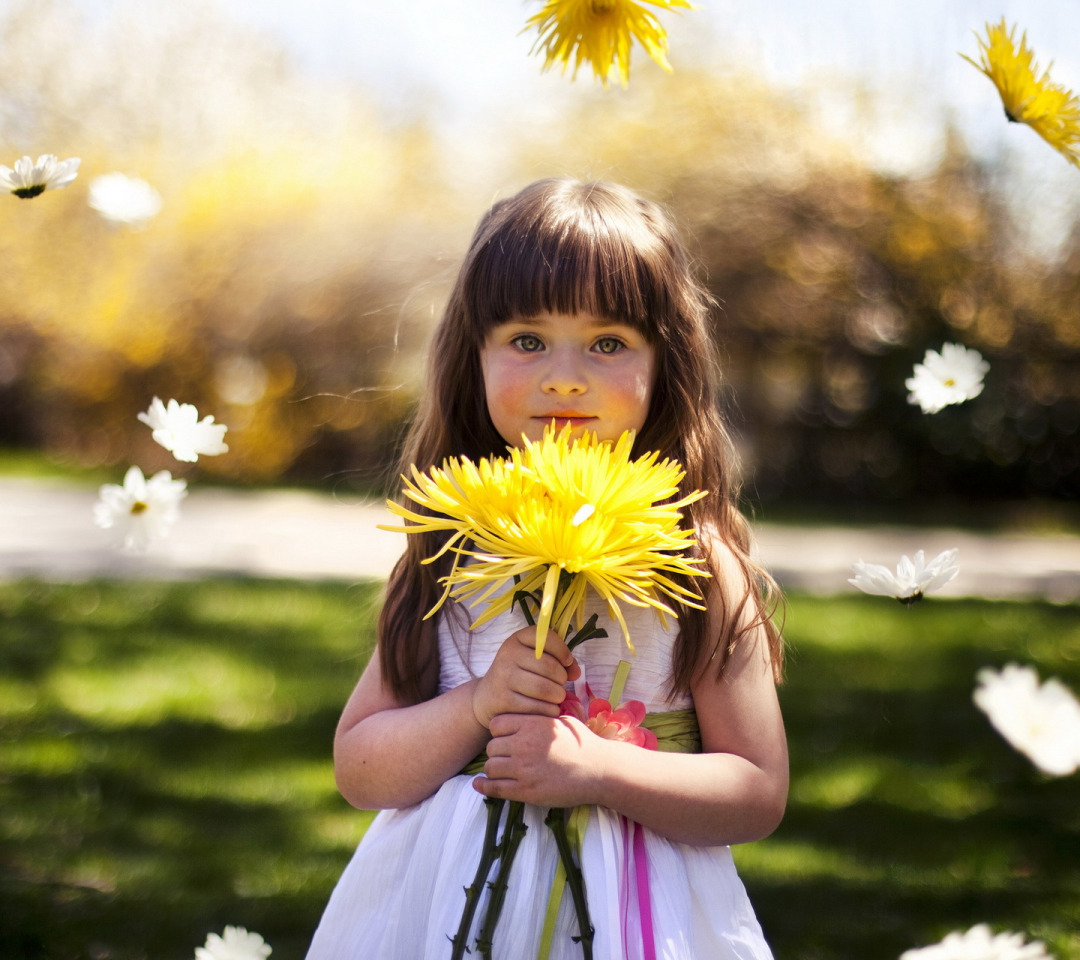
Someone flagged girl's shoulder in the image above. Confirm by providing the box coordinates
[694,521,759,592]
[697,517,785,677]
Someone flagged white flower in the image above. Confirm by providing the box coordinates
[899,923,1049,960]
[973,664,1080,777]
[195,926,272,960]
[906,343,989,414]
[93,465,187,551]
[0,154,80,198]
[88,172,162,227]
[849,548,959,604]
[138,397,228,462]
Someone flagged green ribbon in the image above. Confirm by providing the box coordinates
[538,803,591,959]
[639,708,701,754]
[606,659,632,710]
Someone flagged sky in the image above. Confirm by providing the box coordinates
[221,0,1080,249]
[69,0,1080,250]
[204,0,1080,142]
[74,1,1080,139]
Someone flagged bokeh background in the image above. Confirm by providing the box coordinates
[4,0,1079,515]
[4,2,1080,959]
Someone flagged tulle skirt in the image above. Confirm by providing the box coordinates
[305,775,773,960]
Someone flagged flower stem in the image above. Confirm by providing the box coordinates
[513,587,539,627]
[566,613,607,650]
[545,807,594,960]
[516,589,607,650]
[451,797,505,960]
[475,800,528,959]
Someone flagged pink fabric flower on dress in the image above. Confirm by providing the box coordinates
[559,690,588,723]
[585,698,658,750]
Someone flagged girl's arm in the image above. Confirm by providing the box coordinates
[610,617,788,845]
[333,627,580,811]
[475,574,789,846]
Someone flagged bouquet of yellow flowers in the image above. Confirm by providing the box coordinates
[383,425,709,655]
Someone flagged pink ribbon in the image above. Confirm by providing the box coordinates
[619,818,656,960]
[633,822,656,960]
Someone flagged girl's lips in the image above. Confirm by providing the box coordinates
[536,415,597,428]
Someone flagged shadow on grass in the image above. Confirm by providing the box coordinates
[1,579,378,960]
[743,595,1080,959]
[2,584,1079,959]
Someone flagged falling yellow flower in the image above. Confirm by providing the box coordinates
[524,0,694,88]
[961,19,1080,169]
[383,426,708,657]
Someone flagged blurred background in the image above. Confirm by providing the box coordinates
[3,0,1079,520]
[4,4,1080,958]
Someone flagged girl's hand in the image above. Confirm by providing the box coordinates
[471,628,580,730]
[472,713,608,808]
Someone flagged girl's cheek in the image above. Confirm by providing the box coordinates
[488,374,527,415]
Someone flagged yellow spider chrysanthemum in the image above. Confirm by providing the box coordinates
[383,426,708,657]
[961,19,1080,169]
[524,0,694,89]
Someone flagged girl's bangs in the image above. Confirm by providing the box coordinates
[463,214,661,340]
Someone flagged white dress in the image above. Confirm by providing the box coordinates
[305,595,774,960]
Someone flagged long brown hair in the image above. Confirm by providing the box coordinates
[378,178,782,704]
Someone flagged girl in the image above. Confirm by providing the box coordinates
[306,179,787,959]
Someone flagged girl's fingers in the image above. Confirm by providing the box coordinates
[510,670,569,705]
[480,756,510,779]
[513,628,577,675]
[472,775,510,799]
[487,713,525,739]
[473,628,578,728]
[505,693,561,717]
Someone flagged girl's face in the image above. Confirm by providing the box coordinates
[480,311,656,447]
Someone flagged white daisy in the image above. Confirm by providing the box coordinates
[973,664,1080,777]
[137,397,228,463]
[899,923,1049,960]
[195,926,272,960]
[0,154,81,198]
[88,172,163,227]
[849,548,959,604]
[906,343,989,414]
[93,465,187,551]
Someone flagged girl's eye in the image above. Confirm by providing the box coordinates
[593,336,624,355]
[512,334,544,353]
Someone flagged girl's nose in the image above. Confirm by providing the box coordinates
[540,352,588,395]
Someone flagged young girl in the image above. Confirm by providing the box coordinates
[306,178,787,960]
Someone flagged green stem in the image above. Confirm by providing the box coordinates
[566,613,607,650]
[516,590,606,651]
[475,801,528,959]
[513,588,539,627]
[544,807,594,960]
[451,797,505,959]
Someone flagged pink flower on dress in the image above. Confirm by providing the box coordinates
[585,698,658,750]
[559,690,588,723]
[560,685,657,749]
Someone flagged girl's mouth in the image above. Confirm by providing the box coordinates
[537,415,596,429]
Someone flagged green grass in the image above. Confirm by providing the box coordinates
[0,449,118,484]
[1,579,379,960]
[740,595,1080,960]
[2,582,1078,959]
